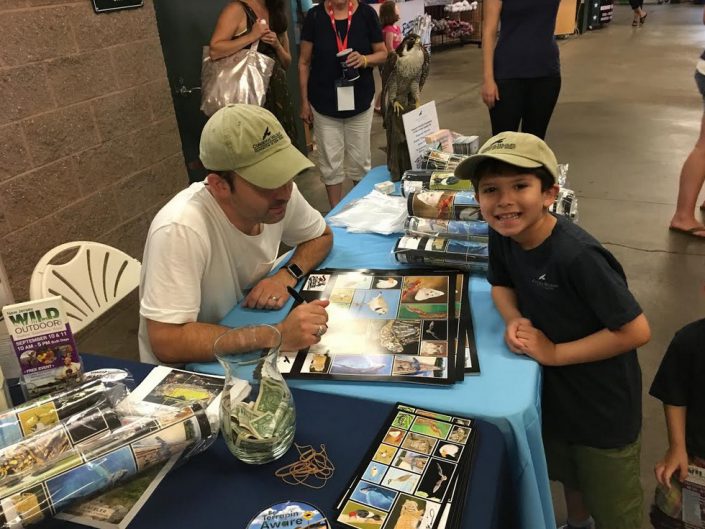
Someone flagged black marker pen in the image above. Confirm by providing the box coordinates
[287,286,306,307]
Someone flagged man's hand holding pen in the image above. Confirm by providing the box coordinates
[277,286,329,351]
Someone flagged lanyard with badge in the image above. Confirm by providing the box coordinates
[328,0,357,111]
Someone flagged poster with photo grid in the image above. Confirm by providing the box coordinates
[334,403,476,529]
[453,274,479,375]
[280,269,473,385]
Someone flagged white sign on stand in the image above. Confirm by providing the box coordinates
[402,101,440,169]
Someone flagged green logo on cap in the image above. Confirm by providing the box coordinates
[484,138,516,153]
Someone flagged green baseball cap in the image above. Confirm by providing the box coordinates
[199,104,314,189]
[454,131,559,183]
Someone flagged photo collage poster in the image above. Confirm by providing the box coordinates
[453,274,479,375]
[334,403,476,529]
[280,269,467,385]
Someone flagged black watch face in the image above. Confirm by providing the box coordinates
[288,264,304,279]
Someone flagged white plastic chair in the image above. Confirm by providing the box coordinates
[29,242,141,334]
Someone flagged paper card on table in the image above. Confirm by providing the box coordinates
[402,101,439,170]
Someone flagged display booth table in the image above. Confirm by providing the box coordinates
[188,166,555,529]
[38,354,510,529]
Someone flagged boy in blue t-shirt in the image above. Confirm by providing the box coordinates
[455,132,651,529]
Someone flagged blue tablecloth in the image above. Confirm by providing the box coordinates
[188,167,555,529]
[44,355,510,529]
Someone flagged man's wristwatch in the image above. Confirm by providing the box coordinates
[285,263,304,282]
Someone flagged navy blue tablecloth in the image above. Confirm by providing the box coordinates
[42,354,510,529]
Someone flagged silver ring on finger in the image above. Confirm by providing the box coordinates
[316,324,326,337]
[269,295,279,302]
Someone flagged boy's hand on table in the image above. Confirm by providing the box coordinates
[655,446,689,489]
[516,321,557,365]
[505,317,531,353]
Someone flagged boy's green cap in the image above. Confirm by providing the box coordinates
[199,104,313,189]
[454,131,558,183]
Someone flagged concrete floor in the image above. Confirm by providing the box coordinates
[78,4,705,527]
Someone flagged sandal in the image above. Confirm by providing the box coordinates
[669,225,705,239]
[632,20,638,27]
[640,12,647,24]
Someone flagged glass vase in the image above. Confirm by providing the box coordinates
[214,325,296,464]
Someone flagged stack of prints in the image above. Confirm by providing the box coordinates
[281,269,478,381]
[57,366,223,529]
[0,405,122,482]
[0,366,221,529]
[394,188,489,274]
[0,379,114,450]
[416,149,471,172]
[0,404,211,529]
[683,464,705,529]
[334,403,476,529]
[399,170,474,197]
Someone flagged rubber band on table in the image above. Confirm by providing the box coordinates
[274,444,335,489]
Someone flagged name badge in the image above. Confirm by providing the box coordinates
[335,80,354,112]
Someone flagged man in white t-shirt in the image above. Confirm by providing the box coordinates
[139,104,333,364]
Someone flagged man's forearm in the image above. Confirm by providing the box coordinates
[148,320,280,364]
[270,227,333,287]
[287,227,333,275]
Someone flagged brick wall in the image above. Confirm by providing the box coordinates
[0,0,186,301]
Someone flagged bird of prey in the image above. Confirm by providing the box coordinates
[381,33,430,117]
[381,33,431,181]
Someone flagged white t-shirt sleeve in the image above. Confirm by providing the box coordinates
[140,223,208,324]
[281,186,327,247]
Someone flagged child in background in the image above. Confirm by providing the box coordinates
[374,0,402,113]
[649,318,705,529]
[455,132,651,529]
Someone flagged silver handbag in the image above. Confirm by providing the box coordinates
[200,40,275,116]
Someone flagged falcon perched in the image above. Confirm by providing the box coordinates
[381,33,430,117]
[381,33,430,181]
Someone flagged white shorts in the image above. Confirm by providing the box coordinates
[311,106,373,186]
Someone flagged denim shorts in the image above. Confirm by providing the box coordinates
[695,70,705,100]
